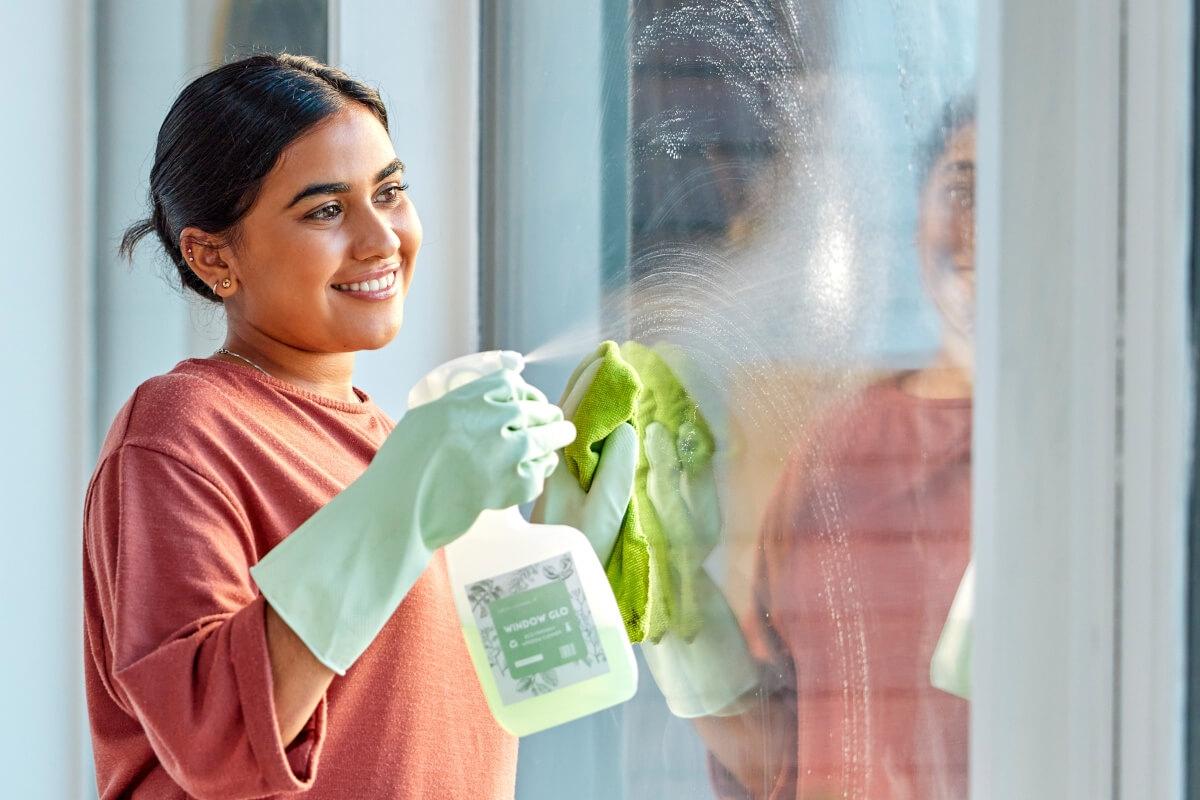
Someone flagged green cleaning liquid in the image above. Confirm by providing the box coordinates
[462,623,635,736]
[408,350,639,736]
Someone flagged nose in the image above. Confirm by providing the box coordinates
[350,206,402,262]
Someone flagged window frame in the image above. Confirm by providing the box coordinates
[1118,0,1192,795]
[973,0,1192,797]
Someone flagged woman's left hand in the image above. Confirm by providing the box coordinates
[532,422,638,564]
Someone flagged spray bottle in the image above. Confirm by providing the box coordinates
[408,351,638,736]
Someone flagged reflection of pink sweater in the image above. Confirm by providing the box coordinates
[714,378,971,800]
[83,359,516,799]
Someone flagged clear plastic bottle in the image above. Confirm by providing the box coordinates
[408,351,638,736]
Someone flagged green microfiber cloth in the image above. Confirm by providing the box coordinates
[561,340,716,644]
[623,341,716,642]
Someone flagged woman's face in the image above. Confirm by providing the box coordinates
[916,122,976,367]
[218,104,422,353]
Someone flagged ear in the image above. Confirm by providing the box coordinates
[179,226,238,296]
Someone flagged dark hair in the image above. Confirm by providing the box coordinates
[120,53,389,303]
[914,93,976,189]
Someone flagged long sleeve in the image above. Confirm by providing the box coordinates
[83,443,326,799]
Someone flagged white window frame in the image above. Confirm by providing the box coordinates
[1118,1,1192,793]
[973,1,1192,798]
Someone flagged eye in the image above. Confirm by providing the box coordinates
[945,182,974,209]
[307,202,342,221]
[375,182,409,204]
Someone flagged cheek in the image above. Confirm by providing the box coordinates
[922,207,971,256]
[255,233,345,301]
[287,226,341,256]
[918,209,948,254]
[954,206,975,245]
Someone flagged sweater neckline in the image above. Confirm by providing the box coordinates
[181,357,379,414]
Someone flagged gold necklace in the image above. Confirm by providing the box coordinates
[214,347,269,375]
[212,347,362,404]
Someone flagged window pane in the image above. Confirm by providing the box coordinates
[483,1,977,798]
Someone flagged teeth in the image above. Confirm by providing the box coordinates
[335,271,397,292]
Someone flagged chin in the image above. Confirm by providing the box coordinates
[352,314,404,351]
[354,329,402,352]
[943,333,975,373]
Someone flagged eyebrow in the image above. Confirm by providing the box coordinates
[285,159,406,209]
[942,159,975,174]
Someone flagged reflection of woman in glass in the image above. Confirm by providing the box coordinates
[82,54,572,797]
[703,98,977,800]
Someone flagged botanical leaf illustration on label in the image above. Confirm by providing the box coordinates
[467,552,609,704]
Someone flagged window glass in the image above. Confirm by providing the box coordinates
[482,1,977,797]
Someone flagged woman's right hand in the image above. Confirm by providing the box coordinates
[374,367,577,549]
[250,364,575,675]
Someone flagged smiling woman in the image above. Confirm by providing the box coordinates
[182,106,418,384]
[83,53,575,799]
[120,55,422,403]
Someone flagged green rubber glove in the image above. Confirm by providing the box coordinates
[250,356,576,675]
[931,559,974,700]
[640,421,759,717]
[532,423,638,563]
[644,422,721,636]
[532,353,639,563]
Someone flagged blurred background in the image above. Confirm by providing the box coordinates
[0,1,1193,798]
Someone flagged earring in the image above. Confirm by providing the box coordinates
[186,248,194,262]
[212,277,232,294]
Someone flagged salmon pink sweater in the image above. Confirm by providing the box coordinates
[711,377,971,799]
[82,358,516,799]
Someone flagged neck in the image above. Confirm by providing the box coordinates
[898,349,974,400]
[219,332,360,404]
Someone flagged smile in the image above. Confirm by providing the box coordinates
[332,270,398,294]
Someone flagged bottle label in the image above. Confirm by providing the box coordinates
[466,551,609,704]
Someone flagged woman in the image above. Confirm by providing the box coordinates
[82,53,577,798]
[680,98,978,799]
